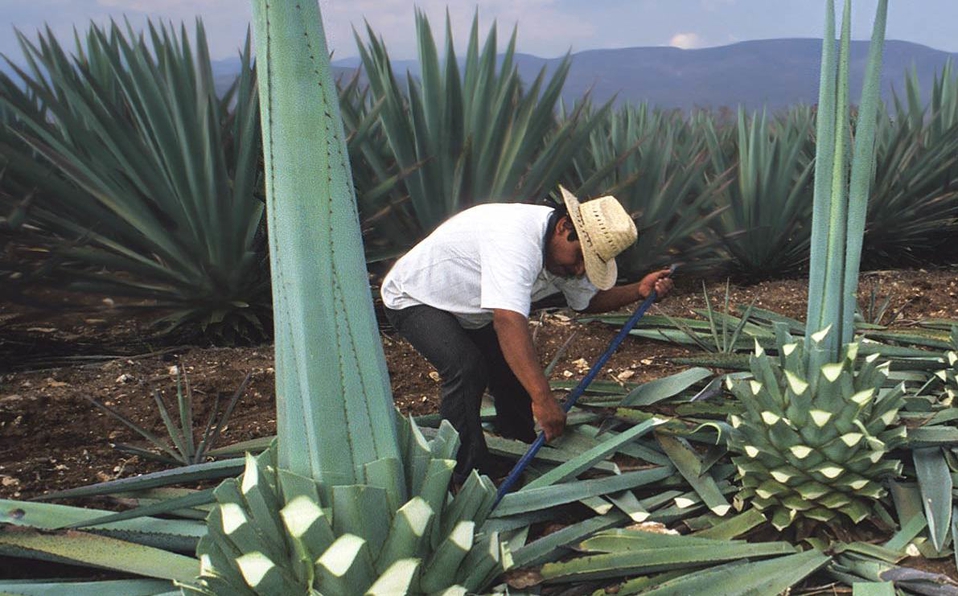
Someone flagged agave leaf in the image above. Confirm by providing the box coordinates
[636,549,830,596]
[206,437,273,457]
[606,490,651,523]
[481,433,615,473]
[851,583,896,596]
[692,508,766,540]
[375,498,433,573]
[331,485,391,555]
[366,558,420,595]
[579,530,725,552]
[539,537,796,582]
[656,433,731,516]
[522,418,663,490]
[576,425,672,467]
[82,394,184,463]
[953,506,958,575]
[355,11,598,234]
[68,488,215,528]
[883,512,927,553]
[864,328,954,349]
[913,447,953,552]
[907,426,958,446]
[833,542,907,564]
[492,466,674,517]
[0,579,176,595]
[419,521,474,592]
[749,307,805,335]
[0,499,204,552]
[37,458,244,500]
[442,471,496,535]
[511,511,631,568]
[235,551,301,593]
[829,552,958,594]
[0,528,198,582]
[622,368,714,407]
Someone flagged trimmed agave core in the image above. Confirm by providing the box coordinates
[184,419,509,594]
[727,327,905,530]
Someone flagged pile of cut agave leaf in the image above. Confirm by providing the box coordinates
[1,332,957,595]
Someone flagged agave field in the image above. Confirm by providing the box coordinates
[2,0,958,594]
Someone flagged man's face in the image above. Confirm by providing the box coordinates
[546,217,586,279]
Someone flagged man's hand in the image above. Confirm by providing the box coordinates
[532,394,566,441]
[493,308,567,442]
[638,268,674,301]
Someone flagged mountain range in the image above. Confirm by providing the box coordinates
[325,38,957,113]
[7,38,956,113]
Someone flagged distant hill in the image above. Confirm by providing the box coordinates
[6,39,956,113]
[507,39,958,112]
[324,39,958,113]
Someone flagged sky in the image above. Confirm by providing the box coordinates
[1,0,956,66]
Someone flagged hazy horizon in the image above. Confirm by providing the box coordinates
[3,1,957,67]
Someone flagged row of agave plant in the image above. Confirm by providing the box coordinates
[2,9,958,345]
[2,0,958,594]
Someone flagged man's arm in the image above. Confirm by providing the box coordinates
[492,308,566,441]
[582,268,674,314]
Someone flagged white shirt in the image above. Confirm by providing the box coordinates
[381,204,598,328]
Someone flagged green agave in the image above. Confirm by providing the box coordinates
[727,327,906,530]
[0,21,269,342]
[727,0,904,530]
[184,420,508,594]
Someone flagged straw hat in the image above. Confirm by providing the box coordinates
[559,185,637,291]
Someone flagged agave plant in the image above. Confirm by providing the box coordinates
[85,367,251,466]
[704,107,817,280]
[727,328,905,529]
[355,10,608,236]
[0,20,270,342]
[185,2,509,593]
[862,64,958,266]
[567,102,729,277]
[726,0,907,530]
[338,72,421,263]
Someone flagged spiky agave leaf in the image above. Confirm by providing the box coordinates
[185,427,510,594]
[728,328,905,530]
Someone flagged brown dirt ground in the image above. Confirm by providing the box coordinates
[1,266,957,585]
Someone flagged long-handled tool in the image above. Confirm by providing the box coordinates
[492,264,677,508]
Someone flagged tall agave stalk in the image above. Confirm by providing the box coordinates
[188,2,508,593]
[727,0,906,530]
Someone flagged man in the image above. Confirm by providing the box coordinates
[381,186,673,482]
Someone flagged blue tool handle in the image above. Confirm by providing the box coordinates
[492,265,676,507]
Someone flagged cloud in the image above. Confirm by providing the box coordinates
[669,32,703,49]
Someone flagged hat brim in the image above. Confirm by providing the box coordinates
[559,186,617,291]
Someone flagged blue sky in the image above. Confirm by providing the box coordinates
[2,0,956,64]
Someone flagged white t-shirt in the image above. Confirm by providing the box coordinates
[381,203,598,328]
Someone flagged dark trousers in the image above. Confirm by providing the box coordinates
[384,305,536,482]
